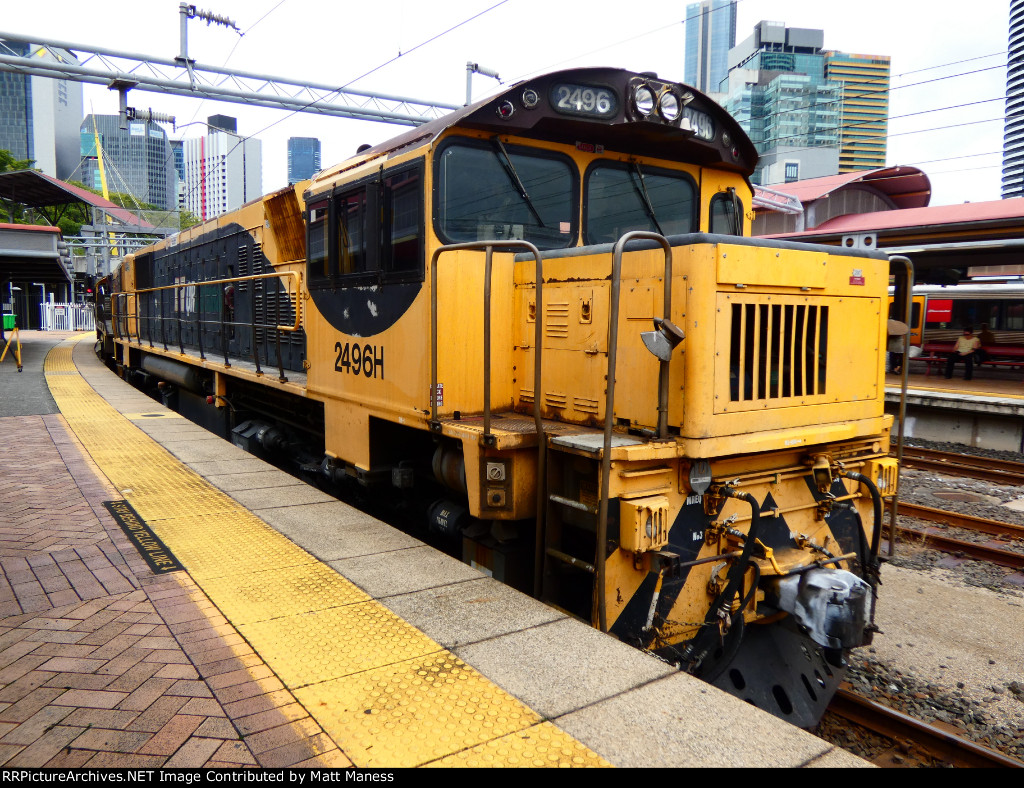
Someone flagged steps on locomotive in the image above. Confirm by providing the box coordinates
[541,443,602,621]
[431,410,594,445]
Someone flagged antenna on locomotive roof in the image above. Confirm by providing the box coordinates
[466,62,502,106]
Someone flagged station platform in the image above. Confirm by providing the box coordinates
[0,331,866,769]
[884,370,1024,451]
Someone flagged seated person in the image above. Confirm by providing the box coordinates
[944,326,981,381]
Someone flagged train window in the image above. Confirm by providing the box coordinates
[335,191,367,275]
[709,191,743,235]
[434,138,577,250]
[306,162,424,288]
[583,162,696,245]
[307,201,329,281]
[384,166,423,275]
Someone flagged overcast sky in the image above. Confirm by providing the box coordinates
[1,0,1011,207]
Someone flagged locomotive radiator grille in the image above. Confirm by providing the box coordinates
[728,301,829,402]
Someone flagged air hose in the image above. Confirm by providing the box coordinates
[679,486,761,680]
[838,469,883,635]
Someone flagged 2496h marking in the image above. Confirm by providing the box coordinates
[335,342,384,379]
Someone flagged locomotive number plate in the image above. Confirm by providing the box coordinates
[550,83,618,119]
[335,341,384,379]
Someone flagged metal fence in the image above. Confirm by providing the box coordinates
[39,302,95,332]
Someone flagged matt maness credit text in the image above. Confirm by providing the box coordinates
[1,773,395,783]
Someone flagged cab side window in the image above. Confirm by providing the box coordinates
[306,162,423,288]
[709,191,744,235]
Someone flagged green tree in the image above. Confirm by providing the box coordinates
[0,149,36,223]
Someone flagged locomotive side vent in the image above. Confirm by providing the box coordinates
[729,303,829,402]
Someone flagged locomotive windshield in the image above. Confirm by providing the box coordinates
[583,162,697,244]
[435,138,577,250]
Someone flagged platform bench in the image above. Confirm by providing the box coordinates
[917,343,1024,376]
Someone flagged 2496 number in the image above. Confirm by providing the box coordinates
[335,341,384,379]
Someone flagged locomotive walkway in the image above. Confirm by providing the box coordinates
[0,331,867,769]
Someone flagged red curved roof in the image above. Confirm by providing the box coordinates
[761,166,932,210]
[764,198,1024,240]
[0,170,155,229]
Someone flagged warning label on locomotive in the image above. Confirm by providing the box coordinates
[103,500,184,574]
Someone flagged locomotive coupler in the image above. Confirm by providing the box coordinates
[766,567,872,652]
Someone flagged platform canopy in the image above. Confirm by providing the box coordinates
[0,169,155,230]
[0,223,70,287]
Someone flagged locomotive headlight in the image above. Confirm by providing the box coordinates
[659,91,681,122]
[634,85,655,116]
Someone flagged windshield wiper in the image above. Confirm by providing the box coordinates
[491,136,546,228]
[629,162,664,236]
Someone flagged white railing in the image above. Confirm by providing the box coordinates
[39,302,95,332]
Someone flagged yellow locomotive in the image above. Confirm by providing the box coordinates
[101,67,897,727]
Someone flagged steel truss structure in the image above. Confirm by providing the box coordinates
[0,31,460,127]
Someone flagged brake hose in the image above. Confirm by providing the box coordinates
[839,469,883,631]
[679,487,761,679]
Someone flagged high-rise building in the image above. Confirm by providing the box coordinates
[181,119,262,221]
[80,115,179,211]
[824,51,891,172]
[684,0,737,96]
[1003,0,1024,198]
[0,40,82,180]
[287,137,321,185]
[723,21,889,185]
[207,115,237,134]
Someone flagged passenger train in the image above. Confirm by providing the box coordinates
[95,67,899,727]
[892,282,1024,346]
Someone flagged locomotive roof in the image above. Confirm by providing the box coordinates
[311,67,757,188]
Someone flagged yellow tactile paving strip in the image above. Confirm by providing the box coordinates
[45,337,610,769]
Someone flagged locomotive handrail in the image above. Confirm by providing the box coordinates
[119,271,304,333]
[112,270,303,383]
[887,254,914,558]
[597,231,673,633]
[428,240,544,442]
[428,240,547,598]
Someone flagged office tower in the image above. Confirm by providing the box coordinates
[288,137,321,185]
[207,115,238,134]
[723,21,889,185]
[1003,0,1024,198]
[825,51,891,172]
[181,119,262,221]
[684,0,737,95]
[0,39,83,179]
[80,115,178,211]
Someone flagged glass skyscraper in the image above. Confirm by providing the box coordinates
[80,115,179,211]
[0,39,82,180]
[1003,0,1024,198]
[287,137,321,185]
[723,21,889,185]
[684,1,737,95]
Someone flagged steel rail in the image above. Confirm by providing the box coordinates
[898,502,1024,539]
[901,448,1024,486]
[903,446,1024,475]
[830,685,1024,768]
[896,524,1024,570]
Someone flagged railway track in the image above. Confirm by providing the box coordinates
[830,686,1024,768]
[895,503,1024,570]
[900,447,1024,486]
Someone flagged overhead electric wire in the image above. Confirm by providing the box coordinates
[175,0,509,216]
[507,0,750,85]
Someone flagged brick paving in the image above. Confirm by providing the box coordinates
[0,412,350,768]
